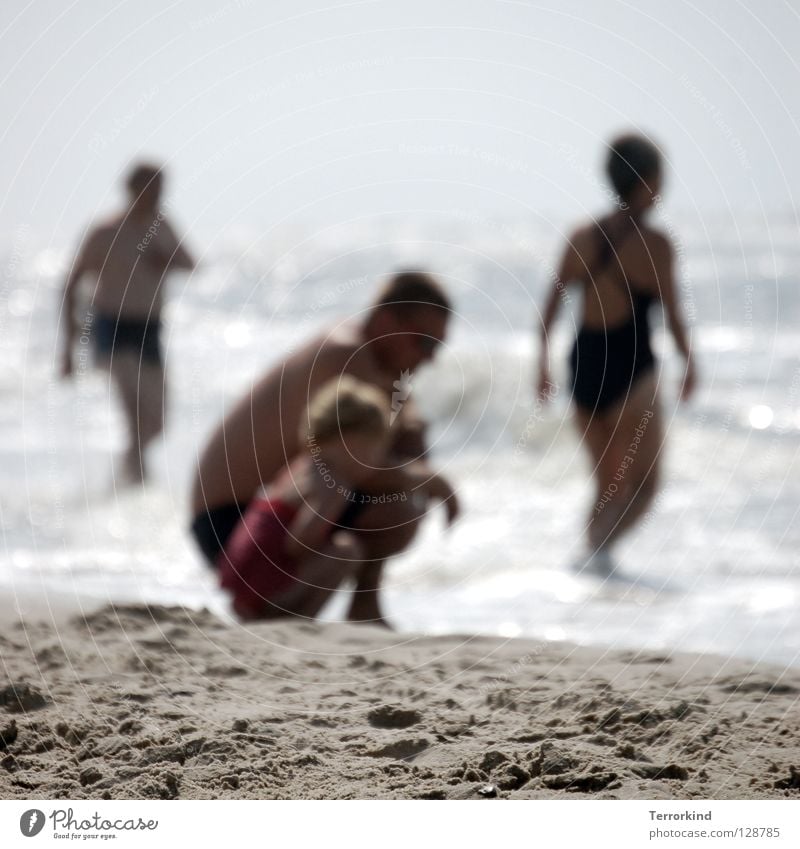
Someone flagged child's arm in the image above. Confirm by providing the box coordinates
[283,485,351,560]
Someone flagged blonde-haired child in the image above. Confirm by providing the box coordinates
[219,377,391,620]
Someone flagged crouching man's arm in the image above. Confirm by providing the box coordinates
[347,461,460,627]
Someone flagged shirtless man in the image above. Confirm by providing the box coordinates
[190,271,459,625]
[60,163,195,483]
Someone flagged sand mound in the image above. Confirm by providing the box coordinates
[1,604,798,799]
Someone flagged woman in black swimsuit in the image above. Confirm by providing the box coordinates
[537,134,696,572]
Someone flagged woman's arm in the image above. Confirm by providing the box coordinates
[537,237,578,399]
[655,234,696,401]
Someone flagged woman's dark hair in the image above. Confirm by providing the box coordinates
[606,134,661,201]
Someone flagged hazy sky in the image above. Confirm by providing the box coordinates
[1,0,798,252]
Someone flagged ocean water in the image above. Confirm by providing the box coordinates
[2,210,799,667]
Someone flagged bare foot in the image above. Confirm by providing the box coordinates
[114,453,145,488]
[347,608,393,629]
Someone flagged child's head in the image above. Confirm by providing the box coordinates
[302,376,390,484]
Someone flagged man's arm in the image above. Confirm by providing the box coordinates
[151,220,195,272]
[387,395,428,460]
[59,230,99,378]
[358,460,460,525]
[344,463,459,628]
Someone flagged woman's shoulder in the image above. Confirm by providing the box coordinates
[568,220,601,246]
[562,221,601,263]
[639,224,673,258]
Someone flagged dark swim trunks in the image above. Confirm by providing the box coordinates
[190,493,370,569]
[190,502,249,567]
[93,313,162,365]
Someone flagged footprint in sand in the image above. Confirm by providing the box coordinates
[715,675,799,696]
[367,705,423,729]
[0,683,47,713]
[366,738,430,760]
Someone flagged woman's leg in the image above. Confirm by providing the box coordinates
[586,372,662,549]
[599,374,662,543]
[573,404,617,551]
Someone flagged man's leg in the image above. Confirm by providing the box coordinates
[110,354,165,483]
[345,495,427,625]
[109,352,144,483]
[137,358,166,453]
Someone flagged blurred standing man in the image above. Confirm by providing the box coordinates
[60,163,195,483]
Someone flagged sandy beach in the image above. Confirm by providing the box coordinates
[1,601,798,800]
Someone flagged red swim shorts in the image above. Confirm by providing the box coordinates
[217,498,299,619]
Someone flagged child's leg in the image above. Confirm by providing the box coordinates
[260,532,364,620]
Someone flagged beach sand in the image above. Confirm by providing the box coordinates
[1,602,798,800]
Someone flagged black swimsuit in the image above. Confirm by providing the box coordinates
[569,221,656,413]
[93,313,162,365]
